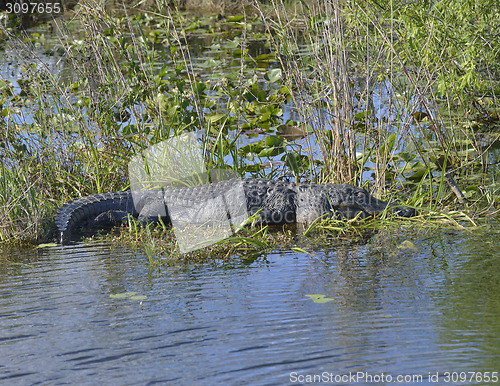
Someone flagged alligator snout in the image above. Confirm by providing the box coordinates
[390,206,416,218]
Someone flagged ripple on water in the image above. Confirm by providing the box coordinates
[0,227,499,384]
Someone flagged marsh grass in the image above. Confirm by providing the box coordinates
[0,0,497,253]
[0,1,206,241]
[94,222,289,265]
[92,193,492,265]
[91,203,482,265]
[258,0,498,199]
[0,160,45,242]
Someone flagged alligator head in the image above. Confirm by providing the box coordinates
[336,185,415,219]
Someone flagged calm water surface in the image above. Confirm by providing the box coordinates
[1,225,499,385]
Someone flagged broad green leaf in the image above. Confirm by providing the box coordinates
[254,53,275,62]
[227,15,245,22]
[264,135,284,147]
[206,113,226,123]
[264,68,282,83]
[380,133,396,156]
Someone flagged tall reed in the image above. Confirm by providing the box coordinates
[256,0,498,204]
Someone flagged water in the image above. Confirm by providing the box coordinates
[1,224,499,385]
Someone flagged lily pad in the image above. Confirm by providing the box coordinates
[254,53,275,63]
[110,292,137,299]
[277,123,312,140]
[264,135,284,147]
[306,294,334,303]
[129,295,147,301]
[36,243,57,248]
[110,292,146,301]
[397,240,418,251]
[264,68,282,83]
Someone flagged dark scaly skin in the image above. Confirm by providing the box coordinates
[55,178,415,243]
[55,191,137,243]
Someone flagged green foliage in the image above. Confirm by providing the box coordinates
[0,0,497,247]
[392,0,500,98]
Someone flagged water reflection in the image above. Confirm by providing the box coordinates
[0,226,499,384]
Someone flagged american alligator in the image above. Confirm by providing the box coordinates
[55,178,415,243]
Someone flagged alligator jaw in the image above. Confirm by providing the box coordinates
[389,205,416,218]
[343,187,415,219]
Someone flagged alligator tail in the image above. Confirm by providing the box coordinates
[55,191,137,244]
